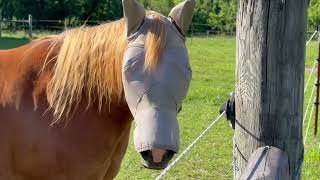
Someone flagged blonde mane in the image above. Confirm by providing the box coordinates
[45,13,167,124]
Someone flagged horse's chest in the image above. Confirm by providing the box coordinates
[0,107,128,179]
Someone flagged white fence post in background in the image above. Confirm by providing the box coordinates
[64,18,67,29]
[28,14,32,38]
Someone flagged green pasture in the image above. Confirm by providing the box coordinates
[0,33,319,180]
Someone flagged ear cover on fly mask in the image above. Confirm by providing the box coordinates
[122,0,146,36]
[168,0,196,36]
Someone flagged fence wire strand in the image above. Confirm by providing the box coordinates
[306,30,318,46]
[303,30,318,145]
[303,79,317,125]
[304,30,318,93]
[304,97,316,145]
[155,112,226,180]
[304,60,317,94]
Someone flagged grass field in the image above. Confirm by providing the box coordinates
[0,33,319,180]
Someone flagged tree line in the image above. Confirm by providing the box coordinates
[0,0,319,33]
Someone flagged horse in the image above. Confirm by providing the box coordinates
[0,0,196,179]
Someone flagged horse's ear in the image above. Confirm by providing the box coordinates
[168,0,196,36]
[122,0,146,36]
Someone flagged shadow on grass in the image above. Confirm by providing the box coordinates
[0,37,30,50]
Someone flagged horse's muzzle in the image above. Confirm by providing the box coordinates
[140,150,175,170]
[133,108,179,170]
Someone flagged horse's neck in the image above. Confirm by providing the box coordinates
[0,40,54,109]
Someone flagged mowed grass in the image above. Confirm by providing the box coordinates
[0,34,319,179]
[303,40,320,180]
[0,36,29,49]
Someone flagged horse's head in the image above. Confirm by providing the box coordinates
[122,0,195,170]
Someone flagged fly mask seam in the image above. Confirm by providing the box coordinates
[133,85,151,116]
[133,82,179,116]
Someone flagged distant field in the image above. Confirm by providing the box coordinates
[0,31,57,49]
[0,34,319,179]
[0,37,29,49]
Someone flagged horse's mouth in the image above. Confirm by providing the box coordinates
[140,150,175,170]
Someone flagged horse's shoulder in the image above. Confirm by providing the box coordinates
[0,38,59,109]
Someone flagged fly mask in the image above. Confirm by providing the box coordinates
[122,0,196,169]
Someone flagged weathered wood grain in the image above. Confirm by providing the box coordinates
[234,0,308,179]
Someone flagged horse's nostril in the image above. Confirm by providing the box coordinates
[152,149,167,163]
[140,150,175,170]
[165,150,175,162]
[140,150,153,162]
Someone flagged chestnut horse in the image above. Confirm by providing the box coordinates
[0,0,196,179]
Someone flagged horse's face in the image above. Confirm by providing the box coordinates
[122,0,195,169]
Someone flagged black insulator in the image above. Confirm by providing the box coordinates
[220,92,236,129]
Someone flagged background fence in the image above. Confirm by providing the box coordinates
[0,15,107,38]
[0,15,238,38]
[0,15,107,37]
[1,15,318,40]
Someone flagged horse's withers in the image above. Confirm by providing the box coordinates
[122,0,195,170]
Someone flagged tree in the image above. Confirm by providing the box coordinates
[0,0,3,37]
[192,0,214,32]
[308,0,320,29]
[0,0,319,33]
[207,0,237,32]
[139,0,175,15]
[89,0,123,21]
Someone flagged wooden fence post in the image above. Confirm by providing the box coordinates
[28,14,32,38]
[234,0,307,179]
